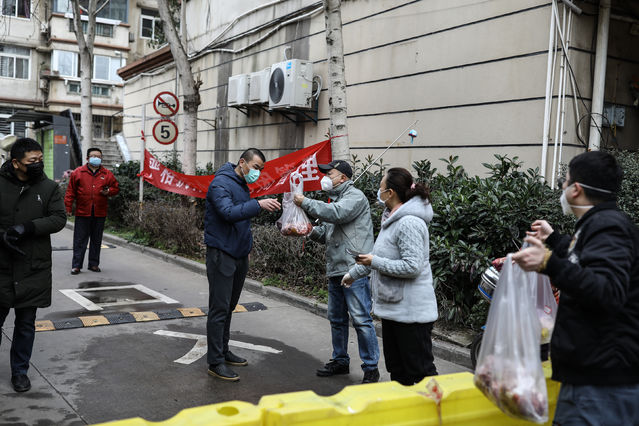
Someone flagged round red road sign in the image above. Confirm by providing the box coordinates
[153,91,179,117]
[152,119,178,145]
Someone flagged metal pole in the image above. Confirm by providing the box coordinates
[588,0,611,150]
[353,120,418,183]
[139,103,146,220]
[540,1,557,180]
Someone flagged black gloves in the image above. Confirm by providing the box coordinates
[1,222,34,256]
[6,222,35,239]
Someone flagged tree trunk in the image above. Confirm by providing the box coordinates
[72,0,103,158]
[324,0,349,161]
[79,48,93,157]
[157,0,200,176]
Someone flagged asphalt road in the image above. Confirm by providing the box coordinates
[0,228,469,425]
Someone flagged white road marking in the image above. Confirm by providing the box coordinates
[154,330,282,364]
[59,285,179,311]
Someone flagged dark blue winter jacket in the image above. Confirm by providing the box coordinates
[204,162,261,258]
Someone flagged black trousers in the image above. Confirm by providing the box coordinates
[381,319,438,386]
[206,247,249,366]
[72,215,106,269]
[0,307,38,376]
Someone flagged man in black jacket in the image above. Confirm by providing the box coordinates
[513,151,639,424]
[0,138,66,393]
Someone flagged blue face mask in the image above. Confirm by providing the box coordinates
[242,163,260,184]
[88,157,102,167]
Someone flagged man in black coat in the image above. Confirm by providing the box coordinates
[204,148,280,381]
[0,138,66,392]
[513,151,639,424]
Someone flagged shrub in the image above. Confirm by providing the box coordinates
[122,199,205,257]
[417,155,573,327]
[105,149,639,330]
[610,149,639,224]
[249,224,327,302]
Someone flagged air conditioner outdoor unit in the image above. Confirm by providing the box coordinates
[268,59,313,109]
[248,68,271,104]
[227,73,250,106]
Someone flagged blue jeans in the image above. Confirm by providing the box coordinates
[0,307,38,376]
[327,276,379,372]
[553,383,639,425]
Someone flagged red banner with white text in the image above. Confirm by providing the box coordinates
[140,139,333,198]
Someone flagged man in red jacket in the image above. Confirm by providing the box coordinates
[64,148,119,274]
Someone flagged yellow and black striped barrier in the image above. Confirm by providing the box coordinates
[35,302,266,332]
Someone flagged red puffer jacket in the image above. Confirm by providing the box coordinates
[64,164,120,217]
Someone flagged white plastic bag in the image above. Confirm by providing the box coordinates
[276,176,312,237]
[474,255,548,423]
[536,274,557,345]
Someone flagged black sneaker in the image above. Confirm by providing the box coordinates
[208,363,239,382]
[225,351,248,366]
[362,368,380,384]
[11,374,31,392]
[316,360,349,377]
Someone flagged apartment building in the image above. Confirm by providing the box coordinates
[118,0,638,181]
[0,0,158,166]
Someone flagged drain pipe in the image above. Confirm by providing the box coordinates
[540,2,557,180]
[588,0,611,150]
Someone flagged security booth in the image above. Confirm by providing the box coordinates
[8,110,81,181]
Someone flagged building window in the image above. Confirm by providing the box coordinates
[53,51,121,82]
[2,0,30,18]
[140,8,158,39]
[94,55,122,83]
[0,107,26,137]
[0,44,30,79]
[52,50,78,77]
[53,0,127,22]
[69,19,114,37]
[67,81,111,97]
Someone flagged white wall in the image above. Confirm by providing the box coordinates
[121,0,636,179]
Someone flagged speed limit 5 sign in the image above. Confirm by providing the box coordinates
[153,119,178,145]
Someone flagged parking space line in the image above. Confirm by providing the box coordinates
[35,302,267,332]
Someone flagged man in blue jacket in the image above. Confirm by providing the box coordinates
[513,151,639,424]
[204,148,280,381]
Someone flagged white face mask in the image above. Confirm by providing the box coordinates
[320,176,334,192]
[377,188,390,207]
[560,183,594,216]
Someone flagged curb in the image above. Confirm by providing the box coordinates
[64,223,472,370]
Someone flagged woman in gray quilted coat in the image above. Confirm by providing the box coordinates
[343,167,438,385]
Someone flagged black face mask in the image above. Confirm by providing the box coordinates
[25,162,44,179]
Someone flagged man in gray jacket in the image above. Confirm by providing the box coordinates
[294,160,380,383]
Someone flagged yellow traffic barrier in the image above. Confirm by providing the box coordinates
[95,363,559,426]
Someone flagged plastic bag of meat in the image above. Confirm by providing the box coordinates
[473,254,548,423]
[276,177,313,237]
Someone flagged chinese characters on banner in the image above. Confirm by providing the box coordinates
[140,139,333,198]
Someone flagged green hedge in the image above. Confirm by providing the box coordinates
[104,150,636,328]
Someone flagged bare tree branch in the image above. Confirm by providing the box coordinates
[95,0,110,16]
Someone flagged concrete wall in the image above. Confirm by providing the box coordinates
[0,1,47,108]
[128,0,161,62]
[121,0,638,179]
